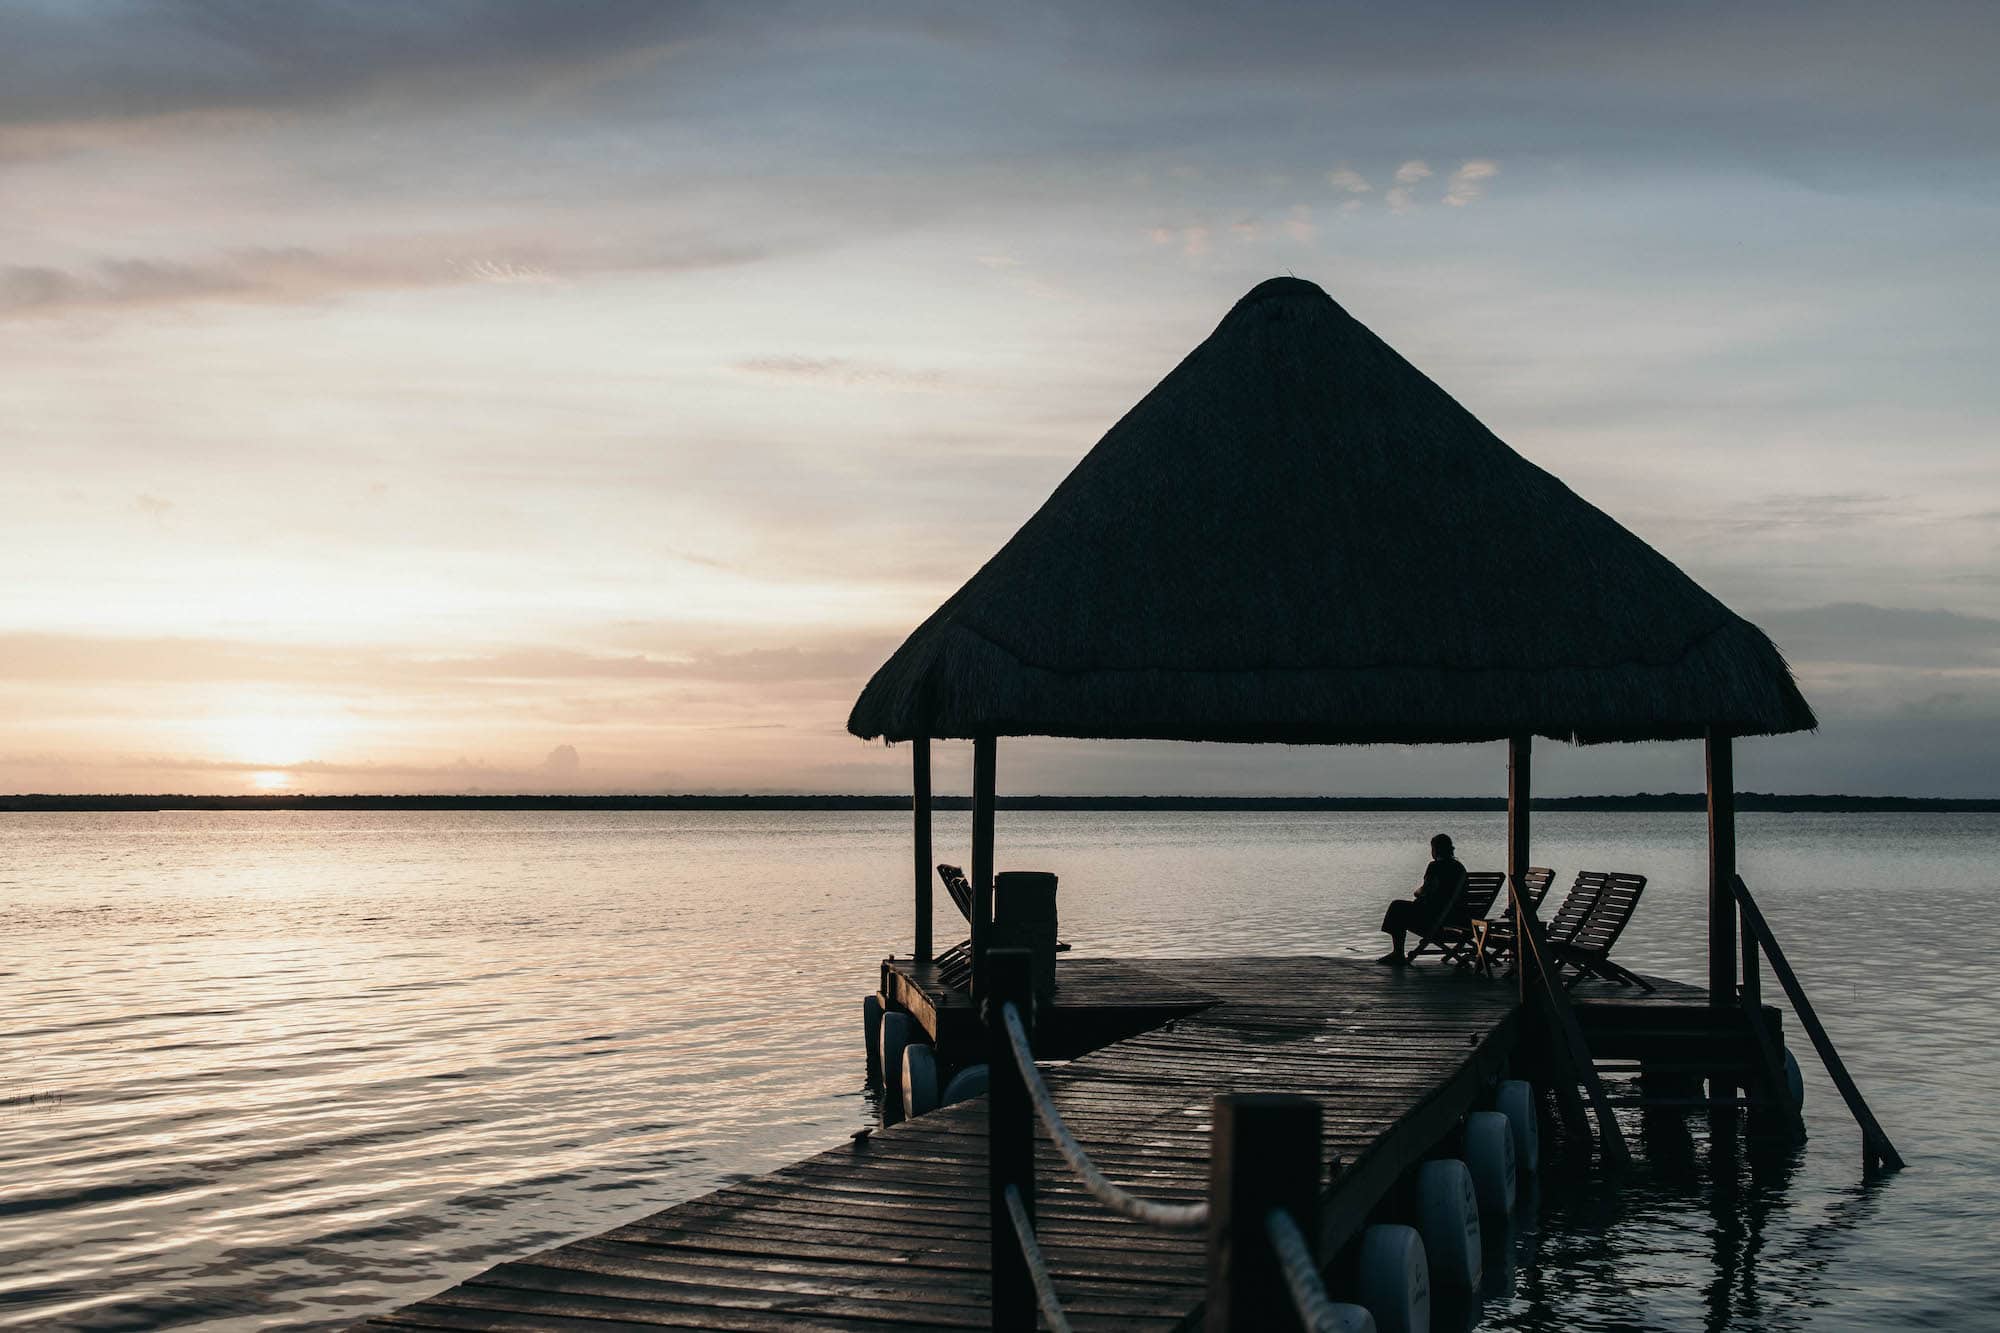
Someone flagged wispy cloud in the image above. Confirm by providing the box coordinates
[0,238,763,319]
[1327,167,1371,194]
[1386,159,1432,212]
[733,356,946,390]
[1443,159,1499,206]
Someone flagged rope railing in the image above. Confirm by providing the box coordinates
[1267,1208,1367,1333]
[1001,1184,1074,1333]
[986,947,1350,1332]
[999,1001,1210,1230]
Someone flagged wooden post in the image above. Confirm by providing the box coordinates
[970,734,997,1005]
[1733,876,1903,1170]
[1507,735,1532,1005]
[1206,1093,1322,1333]
[912,735,933,964]
[1707,730,1737,1008]
[987,948,1036,1330]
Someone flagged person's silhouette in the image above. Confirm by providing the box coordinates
[1377,833,1468,965]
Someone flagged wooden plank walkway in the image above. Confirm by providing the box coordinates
[358,956,1525,1332]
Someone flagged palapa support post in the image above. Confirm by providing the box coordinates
[1507,735,1532,1007]
[1506,737,1629,1167]
[912,734,932,965]
[971,734,997,1004]
[987,947,1036,1330]
[1707,730,1738,1112]
[1707,731,1738,1006]
[1206,1093,1323,1333]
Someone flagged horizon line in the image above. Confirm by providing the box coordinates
[3,791,1996,812]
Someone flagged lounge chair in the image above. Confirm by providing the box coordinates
[1547,872,1652,990]
[1511,866,1556,916]
[1474,868,1583,974]
[931,864,1070,990]
[1409,871,1505,966]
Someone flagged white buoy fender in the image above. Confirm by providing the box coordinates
[941,1064,990,1107]
[1495,1079,1540,1172]
[879,1011,915,1124]
[862,994,884,1087]
[1355,1223,1431,1333]
[1784,1047,1805,1109]
[1414,1159,1482,1292]
[1326,1303,1378,1333]
[902,1044,939,1118]
[1465,1111,1517,1218]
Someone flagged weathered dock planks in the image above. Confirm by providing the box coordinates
[358,957,1533,1332]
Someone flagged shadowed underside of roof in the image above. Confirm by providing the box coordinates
[848,277,1816,747]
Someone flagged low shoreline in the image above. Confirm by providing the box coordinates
[2,792,1995,813]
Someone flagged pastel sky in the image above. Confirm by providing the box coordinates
[6,2,1998,797]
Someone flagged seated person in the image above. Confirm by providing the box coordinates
[1377,833,1469,966]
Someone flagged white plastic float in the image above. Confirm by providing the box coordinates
[862,994,883,1086]
[1356,1222,1431,1333]
[1414,1159,1482,1291]
[1495,1078,1539,1172]
[879,1011,916,1123]
[901,1043,939,1118]
[1464,1110,1517,1218]
[940,1064,989,1107]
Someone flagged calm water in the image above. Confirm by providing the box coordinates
[2,810,1995,1331]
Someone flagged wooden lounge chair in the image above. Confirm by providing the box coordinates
[1512,866,1556,916]
[1409,871,1505,966]
[1547,872,1652,990]
[932,864,1070,990]
[1473,868,1581,973]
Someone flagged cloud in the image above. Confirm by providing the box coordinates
[0,238,764,319]
[1147,224,1212,257]
[1327,167,1371,194]
[1383,159,1433,212]
[1282,204,1315,241]
[0,3,717,129]
[539,743,581,779]
[1757,602,2000,671]
[0,632,900,689]
[733,356,946,390]
[1719,492,1904,533]
[1443,159,1498,207]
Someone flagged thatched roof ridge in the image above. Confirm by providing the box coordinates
[849,277,1815,746]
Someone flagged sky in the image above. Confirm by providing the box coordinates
[4,1,1999,798]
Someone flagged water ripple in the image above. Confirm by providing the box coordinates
[1,809,1994,1330]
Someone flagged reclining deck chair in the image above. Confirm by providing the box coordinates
[931,864,1070,991]
[1474,868,1584,974]
[1408,871,1505,966]
[1547,872,1652,990]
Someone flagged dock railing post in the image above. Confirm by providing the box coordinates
[987,947,1036,1329]
[1205,1093,1322,1333]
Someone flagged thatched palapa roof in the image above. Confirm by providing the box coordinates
[848,277,1815,747]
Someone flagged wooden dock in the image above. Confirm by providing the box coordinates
[358,955,1559,1331]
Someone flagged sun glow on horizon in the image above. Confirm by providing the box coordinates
[205,709,356,769]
